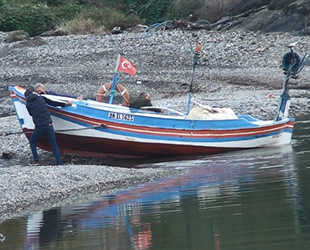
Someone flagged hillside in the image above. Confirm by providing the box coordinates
[226,0,310,35]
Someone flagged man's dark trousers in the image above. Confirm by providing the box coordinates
[29,124,62,165]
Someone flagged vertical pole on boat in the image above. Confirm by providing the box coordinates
[109,54,121,104]
[187,43,201,114]
[274,74,291,121]
[274,45,296,122]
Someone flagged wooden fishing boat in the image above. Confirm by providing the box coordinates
[8,44,308,159]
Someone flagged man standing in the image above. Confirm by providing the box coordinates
[24,89,72,166]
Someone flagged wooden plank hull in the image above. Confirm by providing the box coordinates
[23,129,244,158]
[10,86,294,159]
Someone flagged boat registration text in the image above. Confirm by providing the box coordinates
[108,112,134,122]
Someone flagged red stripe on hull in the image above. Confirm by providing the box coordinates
[50,108,294,139]
[24,129,241,158]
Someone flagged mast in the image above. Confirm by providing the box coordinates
[109,54,121,104]
[187,42,201,114]
[275,42,309,121]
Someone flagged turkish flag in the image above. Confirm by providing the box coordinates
[117,56,137,76]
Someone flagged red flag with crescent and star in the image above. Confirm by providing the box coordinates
[117,56,137,76]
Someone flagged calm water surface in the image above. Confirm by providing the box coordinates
[1,115,310,250]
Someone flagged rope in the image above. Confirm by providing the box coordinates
[295,52,310,75]
[275,57,294,121]
[0,124,107,137]
[285,53,297,84]
[95,84,130,104]
[0,131,26,136]
[101,84,108,94]
[195,20,210,25]
[116,84,130,105]
[144,20,173,37]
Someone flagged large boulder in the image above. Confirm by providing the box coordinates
[232,9,280,33]
[266,13,305,32]
[229,0,272,15]
[40,29,68,37]
[228,0,310,34]
[268,0,297,10]
[132,24,149,33]
[294,26,310,35]
[5,30,29,43]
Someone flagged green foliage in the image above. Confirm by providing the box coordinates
[60,15,105,34]
[0,0,240,36]
[0,5,21,32]
[52,3,83,21]
[34,0,64,6]
[0,4,57,36]
[172,0,240,23]
[124,0,175,24]
[78,6,140,30]
[172,0,205,21]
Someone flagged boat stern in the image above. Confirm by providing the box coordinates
[9,86,35,131]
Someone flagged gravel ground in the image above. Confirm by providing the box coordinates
[1,29,310,221]
[1,30,310,118]
[0,162,185,221]
[0,115,186,221]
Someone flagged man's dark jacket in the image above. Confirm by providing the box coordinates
[26,93,66,127]
[129,96,152,109]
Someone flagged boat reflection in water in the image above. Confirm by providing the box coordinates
[20,142,310,250]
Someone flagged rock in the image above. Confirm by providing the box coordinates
[15,37,47,47]
[2,151,15,159]
[268,0,296,10]
[264,12,305,33]
[5,30,29,43]
[295,26,310,35]
[233,9,280,32]
[111,26,121,34]
[132,24,149,33]
[227,0,310,34]
[0,233,6,243]
[229,0,273,16]
[40,29,68,37]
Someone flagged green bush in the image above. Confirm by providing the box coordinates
[172,0,240,23]
[124,0,175,24]
[0,6,21,32]
[0,4,57,36]
[51,2,83,21]
[0,0,241,36]
[59,15,106,34]
[75,6,141,30]
[20,5,57,36]
[34,0,65,7]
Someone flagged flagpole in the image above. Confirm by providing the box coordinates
[187,51,200,114]
[109,54,121,104]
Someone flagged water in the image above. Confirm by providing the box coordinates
[1,115,310,250]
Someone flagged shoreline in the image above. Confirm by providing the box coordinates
[1,30,310,221]
[0,163,186,221]
[0,115,187,221]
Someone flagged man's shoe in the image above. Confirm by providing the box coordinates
[29,160,40,166]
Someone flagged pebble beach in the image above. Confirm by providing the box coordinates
[1,29,310,220]
[0,115,185,220]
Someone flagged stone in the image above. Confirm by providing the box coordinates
[5,30,29,43]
